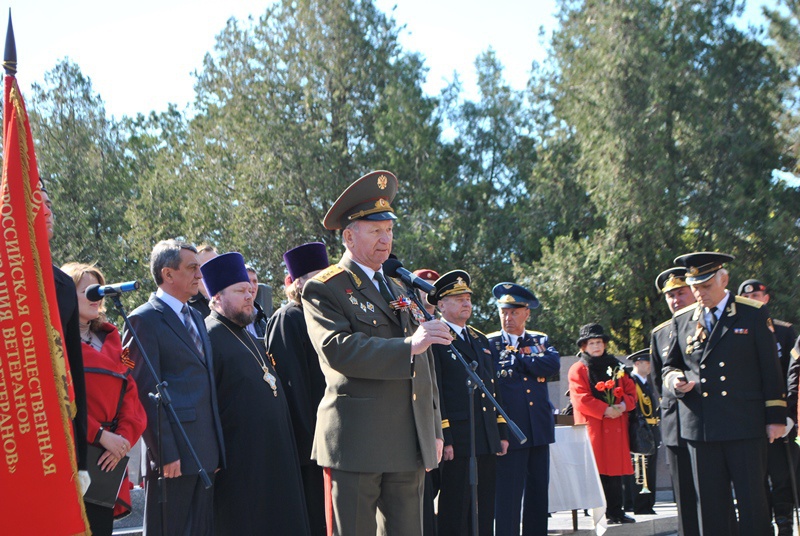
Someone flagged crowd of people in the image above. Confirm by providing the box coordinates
[43,171,799,536]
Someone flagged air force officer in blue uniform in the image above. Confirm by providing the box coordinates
[489,283,560,536]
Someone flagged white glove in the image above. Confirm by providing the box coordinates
[78,470,91,496]
[782,417,795,438]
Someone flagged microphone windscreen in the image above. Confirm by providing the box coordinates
[382,258,404,278]
[85,284,104,302]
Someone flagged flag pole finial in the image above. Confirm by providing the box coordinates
[4,10,16,76]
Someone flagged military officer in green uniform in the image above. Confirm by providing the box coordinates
[663,252,786,536]
[302,170,451,536]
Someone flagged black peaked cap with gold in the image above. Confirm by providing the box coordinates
[673,252,734,285]
[655,267,689,294]
[492,282,539,309]
[430,270,472,306]
[323,170,398,231]
[626,348,650,363]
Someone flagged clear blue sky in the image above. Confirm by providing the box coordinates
[9,0,775,119]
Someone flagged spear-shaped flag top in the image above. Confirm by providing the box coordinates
[0,12,90,535]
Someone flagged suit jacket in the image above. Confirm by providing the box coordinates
[432,325,506,456]
[664,294,786,442]
[123,294,225,474]
[54,265,88,470]
[488,330,559,449]
[651,319,685,447]
[302,254,443,473]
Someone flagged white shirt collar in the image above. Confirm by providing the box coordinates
[502,329,525,347]
[444,319,467,338]
[156,287,187,319]
[707,291,729,318]
[633,372,648,384]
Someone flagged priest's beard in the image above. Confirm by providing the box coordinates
[222,303,256,328]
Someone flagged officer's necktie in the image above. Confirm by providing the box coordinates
[181,304,205,356]
[707,306,718,333]
[373,272,395,305]
[461,327,469,341]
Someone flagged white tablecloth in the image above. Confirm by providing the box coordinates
[549,424,607,534]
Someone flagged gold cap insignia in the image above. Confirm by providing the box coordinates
[377,175,388,189]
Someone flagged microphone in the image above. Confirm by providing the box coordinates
[85,281,141,302]
[383,258,436,295]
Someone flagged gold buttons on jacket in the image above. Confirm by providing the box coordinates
[700,364,706,369]
[702,392,708,397]
[701,378,706,383]
[529,402,534,406]
[523,377,528,382]
[413,393,417,401]
[526,389,531,394]
[720,376,726,381]
[721,391,728,396]
[719,362,725,367]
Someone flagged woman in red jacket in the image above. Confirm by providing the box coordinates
[568,323,637,525]
[63,263,147,536]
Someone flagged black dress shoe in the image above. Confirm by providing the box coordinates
[608,514,637,524]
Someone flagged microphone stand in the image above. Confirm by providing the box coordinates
[405,287,526,536]
[108,294,213,535]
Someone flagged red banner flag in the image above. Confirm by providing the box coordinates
[0,16,90,535]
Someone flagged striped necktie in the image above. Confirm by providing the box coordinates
[181,305,205,356]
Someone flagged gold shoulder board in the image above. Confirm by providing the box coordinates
[652,319,672,333]
[774,319,792,328]
[468,326,486,338]
[734,295,764,309]
[673,303,696,317]
[314,264,344,283]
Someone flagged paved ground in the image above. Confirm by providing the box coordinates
[113,488,679,535]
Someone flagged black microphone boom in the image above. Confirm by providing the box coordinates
[383,258,436,295]
[85,281,141,302]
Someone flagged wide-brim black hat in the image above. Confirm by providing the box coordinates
[430,270,472,306]
[673,251,734,285]
[655,267,689,294]
[492,282,539,309]
[323,170,398,230]
[576,322,610,346]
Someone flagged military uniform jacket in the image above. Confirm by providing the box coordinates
[302,254,443,473]
[631,373,662,446]
[663,294,787,442]
[488,330,560,449]
[651,320,684,447]
[432,325,507,456]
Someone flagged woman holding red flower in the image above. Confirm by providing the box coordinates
[568,323,637,525]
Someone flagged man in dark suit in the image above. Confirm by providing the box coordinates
[489,282,560,536]
[430,270,507,536]
[664,252,786,536]
[123,239,225,536]
[738,279,799,536]
[302,170,451,536]
[41,187,88,481]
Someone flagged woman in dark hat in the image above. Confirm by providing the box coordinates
[567,323,637,525]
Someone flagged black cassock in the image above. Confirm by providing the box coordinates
[266,301,327,536]
[206,311,310,536]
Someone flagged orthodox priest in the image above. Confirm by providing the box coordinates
[201,252,310,536]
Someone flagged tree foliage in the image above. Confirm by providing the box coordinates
[15,0,800,340]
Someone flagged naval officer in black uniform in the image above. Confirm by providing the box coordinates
[738,279,799,536]
[663,252,786,536]
[430,270,507,536]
